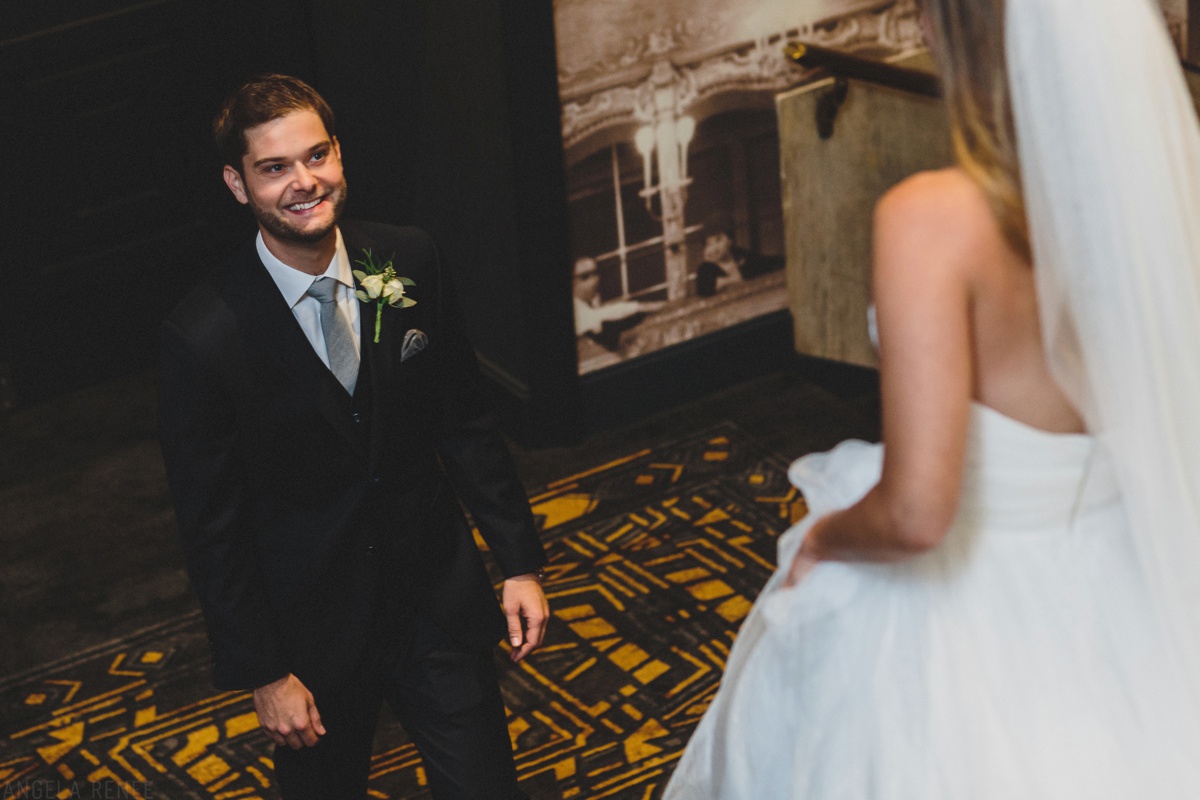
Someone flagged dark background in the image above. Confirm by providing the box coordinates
[2,0,793,445]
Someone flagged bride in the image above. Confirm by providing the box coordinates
[664,0,1200,796]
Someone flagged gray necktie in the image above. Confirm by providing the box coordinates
[305,277,359,395]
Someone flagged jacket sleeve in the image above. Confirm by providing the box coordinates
[159,315,288,690]
[427,241,548,579]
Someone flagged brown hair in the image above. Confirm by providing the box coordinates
[213,74,336,172]
[923,0,1030,260]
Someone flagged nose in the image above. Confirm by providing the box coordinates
[291,163,318,192]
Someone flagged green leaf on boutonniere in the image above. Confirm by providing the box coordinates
[352,248,416,342]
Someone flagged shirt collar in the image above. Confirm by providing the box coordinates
[256,228,353,309]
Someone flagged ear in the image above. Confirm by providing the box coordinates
[223,165,250,205]
[331,136,342,163]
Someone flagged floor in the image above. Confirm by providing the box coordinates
[0,367,879,682]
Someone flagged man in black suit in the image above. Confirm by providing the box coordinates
[158,74,548,799]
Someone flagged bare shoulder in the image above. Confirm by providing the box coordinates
[874,167,998,283]
[877,167,994,237]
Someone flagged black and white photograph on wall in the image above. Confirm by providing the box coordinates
[1183,0,1200,64]
[556,0,927,374]
[558,0,1192,376]
[1156,0,1192,61]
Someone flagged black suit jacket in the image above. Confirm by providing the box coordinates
[159,220,546,692]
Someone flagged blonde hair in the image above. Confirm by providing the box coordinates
[924,0,1031,260]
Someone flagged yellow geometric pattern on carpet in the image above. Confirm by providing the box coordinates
[1,427,796,799]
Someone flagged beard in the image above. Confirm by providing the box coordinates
[249,180,348,244]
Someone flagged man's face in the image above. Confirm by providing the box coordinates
[223,109,347,245]
[703,232,732,263]
[574,258,599,302]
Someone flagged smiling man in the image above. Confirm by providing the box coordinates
[158,74,548,799]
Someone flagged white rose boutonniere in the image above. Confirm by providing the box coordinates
[353,249,416,343]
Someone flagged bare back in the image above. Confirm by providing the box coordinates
[877,167,1083,435]
[864,167,1086,540]
[949,170,1085,434]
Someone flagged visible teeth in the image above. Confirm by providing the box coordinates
[288,198,321,211]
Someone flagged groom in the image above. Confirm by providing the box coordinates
[158,74,548,799]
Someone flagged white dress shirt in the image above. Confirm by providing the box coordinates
[257,228,361,368]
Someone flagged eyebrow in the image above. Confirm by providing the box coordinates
[251,140,332,169]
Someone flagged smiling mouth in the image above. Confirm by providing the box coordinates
[285,197,325,212]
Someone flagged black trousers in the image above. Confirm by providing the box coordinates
[272,607,525,800]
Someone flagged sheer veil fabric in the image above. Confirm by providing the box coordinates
[1009,0,1200,711]
[659,3,1200,797]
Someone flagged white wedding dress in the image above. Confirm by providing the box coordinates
[665,0,1200,794]
[664,326,1200,799]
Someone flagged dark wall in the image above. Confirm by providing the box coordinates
[4,0,579,443]
[311,0,579,441]
[2,0,318,404]
[4,1,790,442]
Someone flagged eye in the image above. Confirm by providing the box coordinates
[263,164,285,174]
[311,150,327,163]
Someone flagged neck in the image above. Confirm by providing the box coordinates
[259,227,338,276]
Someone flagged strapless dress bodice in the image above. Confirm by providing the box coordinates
[866,304,1114,530]
[667,313,1194,800]
[954,402,1117,531]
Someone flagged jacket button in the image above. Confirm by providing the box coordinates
[371,476,382,486]
[352,412,363,423]
[366,545,376,555]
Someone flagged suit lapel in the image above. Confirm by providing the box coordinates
[344,230,399,474]
[223,245,369,462]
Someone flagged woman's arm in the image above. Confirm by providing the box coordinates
[790,170,983,575]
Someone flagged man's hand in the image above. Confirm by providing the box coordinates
[252,673,326,749]
[502,574,549,663]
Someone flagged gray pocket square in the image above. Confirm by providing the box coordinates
[401,328,429,362]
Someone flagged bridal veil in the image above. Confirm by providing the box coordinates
[1009,0,1200,705]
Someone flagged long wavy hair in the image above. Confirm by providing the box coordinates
[921,0,1031,260]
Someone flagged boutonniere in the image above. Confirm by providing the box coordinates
[353,249,416,343]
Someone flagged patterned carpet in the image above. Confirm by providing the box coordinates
[0,424,807,799]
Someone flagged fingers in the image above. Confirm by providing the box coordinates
[505,608,524,649]
[784,557,802,587]
[268,715,321,748]
[523,599,548,650]
[265,714,319,749]
[308,698,326,737]
[290,690,322,747]
[504,578,548,649]
[511,613,546,662]
[511,640,537,663]
[784,551,817,587]
[509,596,549,664]
[524,611,547,651]
[253,674,323,748]
[298,719,321,748]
